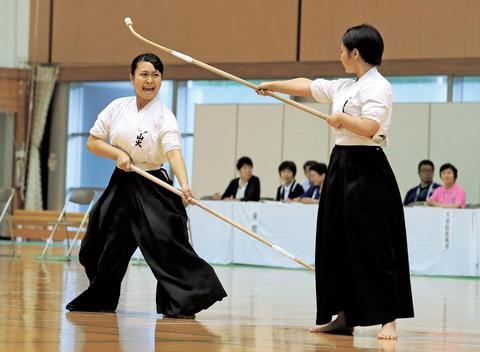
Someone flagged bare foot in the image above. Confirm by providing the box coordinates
[377,321,397,339]
[378,339,397,351]
[310,312,354,335]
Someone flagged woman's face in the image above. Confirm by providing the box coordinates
[440,168,455,186]
[280,169,294,185]
[340,43,355,73]
[310,171,325,187]
[130,61,162,106]
[239,164,253,180]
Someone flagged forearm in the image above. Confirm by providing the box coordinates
[262,78,313,97]
[428,200,461,208]
[166,149,189,186]
[335,113,380,138]
[86,135,127,160]
[439,203,462,209]
[301,197,318,204]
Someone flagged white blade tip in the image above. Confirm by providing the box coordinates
[124,17,133,26]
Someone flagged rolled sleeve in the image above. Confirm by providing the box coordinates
[89,104,112,141]
[361,98,388,124]
[162,129,182,154]
[160,109,182,154]
[311,78,352,104]
[311,79,332,103]
[361,83,392,124]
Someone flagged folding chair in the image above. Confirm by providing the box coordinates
[37,189,96,261]
[0,187,16,257]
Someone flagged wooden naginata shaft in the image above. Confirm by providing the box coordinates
[124,17,328,122]
[131,165,315,272]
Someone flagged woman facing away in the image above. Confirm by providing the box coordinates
[256,24,414,339]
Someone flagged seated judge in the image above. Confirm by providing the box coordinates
[276,161,305,201]
[404,159,441,205]
[426,163,466,208]
[293,162,327,204]
[299,160,318,191]
[214,156,261,201]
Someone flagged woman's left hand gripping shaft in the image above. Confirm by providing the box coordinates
[181,184,195,204]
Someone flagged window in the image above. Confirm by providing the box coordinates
[386,76,448,103]
[452,76,480,102]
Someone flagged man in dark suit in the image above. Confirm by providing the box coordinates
[404,159,441,205]
[276,161,304,201]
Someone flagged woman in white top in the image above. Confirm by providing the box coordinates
[66,53,226,317]
[257,24,413,339]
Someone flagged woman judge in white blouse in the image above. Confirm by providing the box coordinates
[66,53,226,318]
[257,24,413,339]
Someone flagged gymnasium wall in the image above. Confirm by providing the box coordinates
[31,0,298,65]
[28,0,480,78]
[193,103,480,204]
[301,0,480,61]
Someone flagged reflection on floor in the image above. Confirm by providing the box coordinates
[0,244,479,351]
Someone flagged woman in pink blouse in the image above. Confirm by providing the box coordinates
[427,163,466,208]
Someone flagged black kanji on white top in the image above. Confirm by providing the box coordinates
[135,131,148,147]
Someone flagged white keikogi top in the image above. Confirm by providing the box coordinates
[90,96,181,171]
[311,66,392,146]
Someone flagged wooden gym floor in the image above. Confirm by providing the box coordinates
[0,243,479,351]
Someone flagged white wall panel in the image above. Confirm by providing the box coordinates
[237,105,284,199]
[193,102,480,205]
[192,105,237,198]
[283,103,331,184]
[430,103,480,204]
[384,104,431,200]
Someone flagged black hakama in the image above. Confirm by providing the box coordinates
[315,145,414,326]
[66,167,227,315]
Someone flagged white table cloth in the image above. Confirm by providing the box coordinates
[186,202,480,276]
